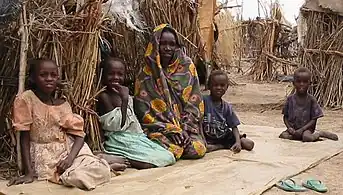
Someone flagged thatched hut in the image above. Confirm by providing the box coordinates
[240,2,299,81]
[0,0,205,177]
[299,0,343,108]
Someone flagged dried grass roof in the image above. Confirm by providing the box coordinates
[303,0,343,16]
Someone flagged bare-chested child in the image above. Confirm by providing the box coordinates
[279,67,338,142]
[204,70,254,153]
[97,57,175,170]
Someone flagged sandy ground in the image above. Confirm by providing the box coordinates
[224,72,343,195]
[1,67,342,194]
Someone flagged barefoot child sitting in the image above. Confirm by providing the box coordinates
[204,70,254,153]
[279,67,338,142]
[10,59,111,190]
[97,57,176,169]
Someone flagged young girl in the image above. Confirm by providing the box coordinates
[280,67,338,142]
[9,59,111,190]
[97,57,175,169]
[203,70,254,153]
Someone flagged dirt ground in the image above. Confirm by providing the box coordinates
[224,71,343,195]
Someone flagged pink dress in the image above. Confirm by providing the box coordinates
[13,90,110,190]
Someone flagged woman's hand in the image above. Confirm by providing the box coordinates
[169,131,191,146]
[56,157,73,174]
[231,141,242,153]
[169,133,183,145]
[8,173,34,186]
[181,131,191,146]
[112,83,129,100]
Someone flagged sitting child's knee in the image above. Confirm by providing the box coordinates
[302,134,314,142]
[184,141,207,159]
[241,138,254,151]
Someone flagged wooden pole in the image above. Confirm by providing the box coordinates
[237,0,243,73]
[17,1,29,172]
[257,0,261,17]
[198,0,216,89]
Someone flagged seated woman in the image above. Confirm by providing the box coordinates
[97,57,176,169]
[10,59,111,190]
[134,24,207,160]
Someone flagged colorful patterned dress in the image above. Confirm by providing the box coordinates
[134,24,207,160]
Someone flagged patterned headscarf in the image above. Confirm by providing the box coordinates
[134,24,204,137]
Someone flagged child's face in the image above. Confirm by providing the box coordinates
[293,72,311,94]
[104,60,125,88]
[33,61,59,94]
[210,74,229,99]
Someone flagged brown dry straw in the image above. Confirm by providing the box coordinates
[0,0,105,177]
[236,3,298,81]
[0,0,205,177]
[300,9,343,108]
[214,10,239,70]
[140,0,200,59]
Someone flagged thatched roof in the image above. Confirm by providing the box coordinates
[302,0,343,16]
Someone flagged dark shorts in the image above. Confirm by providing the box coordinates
[206,133,247,148]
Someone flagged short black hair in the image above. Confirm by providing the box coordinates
[100,57,126,73]
[100,57,126,84]
[294,67,311,80]
[27,58,57,89]
[207,70,229,86]
[28,58,57,77]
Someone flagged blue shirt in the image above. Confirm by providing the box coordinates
[203,95,240,139]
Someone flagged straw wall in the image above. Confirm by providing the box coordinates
[214,10,239,69]
[0,0,202,177]
[0,0,105,177]
[300,10,343,108]
[140,0,201,59]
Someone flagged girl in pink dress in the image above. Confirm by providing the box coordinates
[9,59,111,190]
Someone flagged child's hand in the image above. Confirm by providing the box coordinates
[293,130,303,140]
[112,83,129,100]
[287,128,295,135]
[7,173,34,186]
[231,142,242,153]
[56,157,73,174]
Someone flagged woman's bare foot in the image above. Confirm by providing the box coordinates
[319,131,339,141]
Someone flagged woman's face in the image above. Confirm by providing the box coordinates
[159,31,177,63]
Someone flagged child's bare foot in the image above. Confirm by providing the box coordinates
[110,163,127,171]
[319,131,339,141]
[97,153,130,165]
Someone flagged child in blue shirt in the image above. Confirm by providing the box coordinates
[203,70,254,153]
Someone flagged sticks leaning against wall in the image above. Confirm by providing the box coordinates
[300,10,343,108]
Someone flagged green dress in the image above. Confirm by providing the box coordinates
[100,97,176,167]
